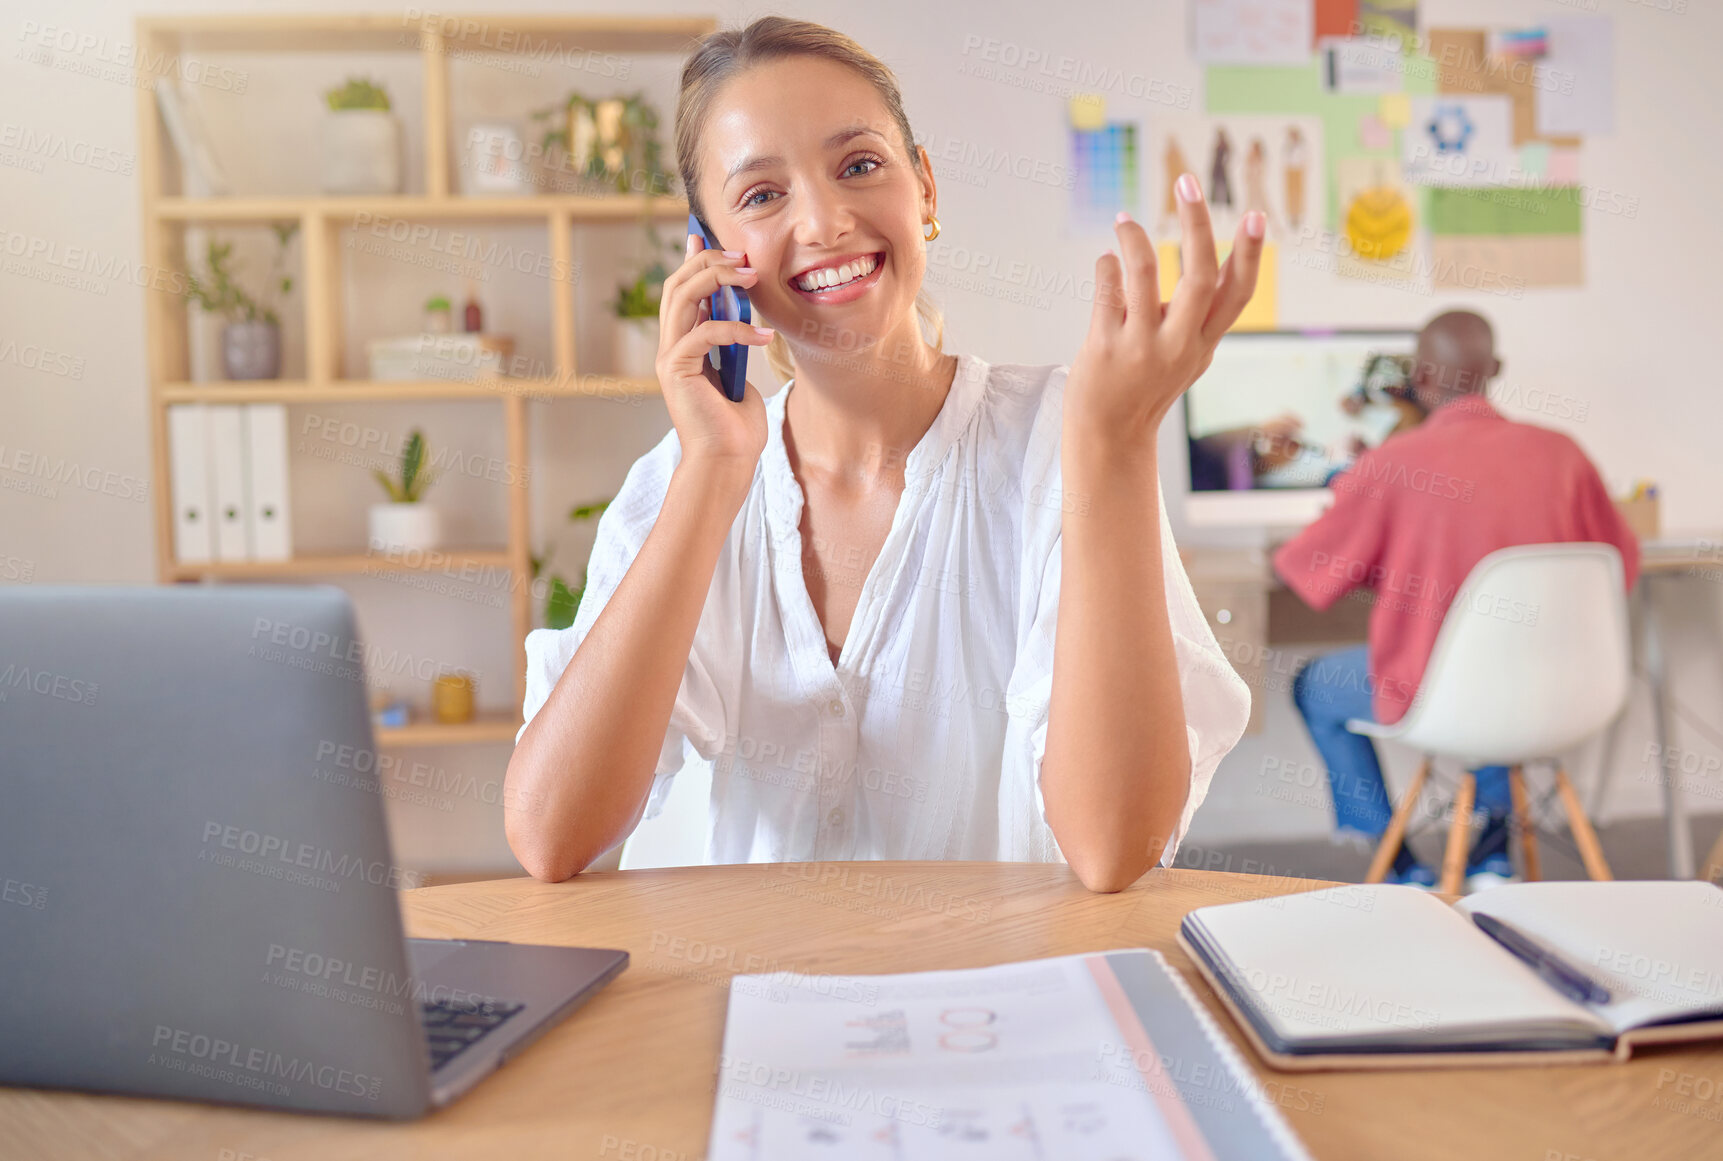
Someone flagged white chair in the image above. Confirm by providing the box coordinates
[1352,543,1629,894]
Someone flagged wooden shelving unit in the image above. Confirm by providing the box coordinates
[163,549,514,583]
[377,711,523,747]
[136,13,714,745]
[157,377,660,403]
[153,194,693,222]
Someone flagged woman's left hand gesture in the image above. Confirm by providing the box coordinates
[1065,174,1266,451]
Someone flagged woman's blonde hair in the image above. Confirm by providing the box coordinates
[674,15,945,386]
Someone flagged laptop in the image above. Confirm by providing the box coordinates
[0,584,627,1118]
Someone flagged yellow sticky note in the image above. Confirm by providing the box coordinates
[1157,241,1181,302]
[1155,241,1277,332]
[1378,92,1411,130]
[1232,241,1277,331]
[1068,93,1106,131]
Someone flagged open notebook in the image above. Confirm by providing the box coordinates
[1177,881,1723,1071]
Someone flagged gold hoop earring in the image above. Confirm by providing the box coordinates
[923,215,941,242]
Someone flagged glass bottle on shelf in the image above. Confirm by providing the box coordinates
[463,282,483,333]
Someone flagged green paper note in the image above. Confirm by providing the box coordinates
[1426,186,1585,235]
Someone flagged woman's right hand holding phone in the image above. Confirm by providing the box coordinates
[507,231,774,881]
[657,232,773,483]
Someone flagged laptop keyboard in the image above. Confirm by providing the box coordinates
[419,997,526,1072]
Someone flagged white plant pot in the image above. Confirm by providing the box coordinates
[613,316,660,381]
[321,110,403,195]
[368,503,441,556]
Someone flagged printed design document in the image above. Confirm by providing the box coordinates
[707,950,1306,1160]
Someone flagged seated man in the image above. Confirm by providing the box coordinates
[1273,310,1639,890]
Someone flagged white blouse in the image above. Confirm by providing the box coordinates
[518,352,1251,868]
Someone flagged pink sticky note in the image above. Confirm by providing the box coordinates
[1359,115,1392,150]
[1547,147,1582,185]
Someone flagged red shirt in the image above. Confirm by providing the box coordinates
[1272,394,1640,724]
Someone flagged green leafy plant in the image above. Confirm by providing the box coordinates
[184,222,299,326]
[612,269,662,319]
[612,221,685,319]
[615,94,669,193]
[372,428,438,503]
[529,91,674,196]
[422,294,454,332]
[532,498,612,629]
[325,77,391,112]
[531,93,586,157]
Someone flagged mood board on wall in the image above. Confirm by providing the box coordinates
[1065,1,1618,324]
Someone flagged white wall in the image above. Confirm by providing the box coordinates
[4,0,1719,873]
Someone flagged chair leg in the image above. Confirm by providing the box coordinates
[1365,759,1432,884]
[1554,766,1614,881]
[1508,765,1541,882]
[1439,773,1477,896]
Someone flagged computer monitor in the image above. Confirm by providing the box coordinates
[1182,328,1420,528]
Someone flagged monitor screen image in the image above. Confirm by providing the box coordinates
[1184,329,1420,494]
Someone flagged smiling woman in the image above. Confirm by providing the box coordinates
[672,20,948,387]
[503,16,1267,891]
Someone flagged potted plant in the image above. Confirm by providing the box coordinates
[369,428,441,555]
[532,498,611,629]
[423,293,453,334]
[184,222,298,380]
[610,223,682,379]
[529,91,676,197]
[321,76,402,195]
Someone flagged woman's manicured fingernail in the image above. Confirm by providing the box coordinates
[754,326,775,335]
[722,250,744,258]
[1177,173,1202,203]
[1246,211,1266,239]
[1115,210,1132,225]
[735,266,755,274]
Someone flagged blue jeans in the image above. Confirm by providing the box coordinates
[1292,646,1510,839]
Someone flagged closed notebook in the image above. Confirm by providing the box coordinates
[1177,881,1723,1071]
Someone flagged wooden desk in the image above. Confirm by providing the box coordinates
[6,864,1721,1160]
[1608,542,1723,879]
[1182,546,1372,735]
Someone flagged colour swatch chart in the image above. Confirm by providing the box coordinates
[1070,123,1139,230]
[708,952,1209,1161]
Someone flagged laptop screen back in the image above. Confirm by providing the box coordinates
[0,585,433,1118]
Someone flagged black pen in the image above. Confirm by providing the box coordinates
[1473,913,1613,1006]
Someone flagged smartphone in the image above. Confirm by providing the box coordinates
[687,212,750,402]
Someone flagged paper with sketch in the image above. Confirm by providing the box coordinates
[1192,0,1316,65]
[1536,17,1615,136]
[706,952,1208,1160]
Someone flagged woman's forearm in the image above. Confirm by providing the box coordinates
[1039,435,1193,893]
[1026,187,1262,892]
[504,459,750,881]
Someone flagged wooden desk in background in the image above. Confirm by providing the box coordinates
[5,864,1720,1161]
[1181,545,1372,736]
[1182,538,1723,879]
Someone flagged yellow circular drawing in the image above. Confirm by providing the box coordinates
[1344,185,1414,263]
